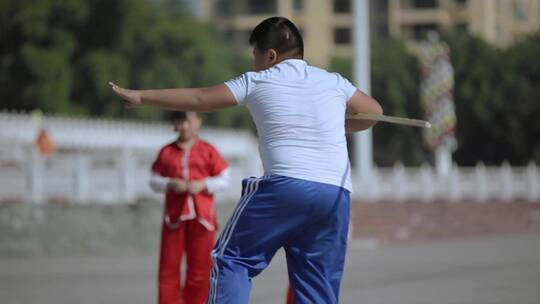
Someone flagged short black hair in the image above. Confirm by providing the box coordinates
[249,17,304,58]
[170,111,198,122]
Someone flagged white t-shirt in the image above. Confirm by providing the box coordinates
[225,59,357,191]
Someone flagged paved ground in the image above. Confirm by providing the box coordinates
[1,235,539,304]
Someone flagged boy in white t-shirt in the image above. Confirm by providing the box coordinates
[111,16,382,304]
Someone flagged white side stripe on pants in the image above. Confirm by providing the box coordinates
[208,178,261,304]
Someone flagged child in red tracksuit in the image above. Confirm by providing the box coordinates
[150,112,229,304]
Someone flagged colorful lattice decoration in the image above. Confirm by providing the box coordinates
[418,34,457,151]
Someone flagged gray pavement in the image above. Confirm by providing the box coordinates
[1,235,539,304]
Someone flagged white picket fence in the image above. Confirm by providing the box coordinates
[352,162,540,202]
[0,110,539,203]
[0,110,262,204]
[1,148,538,204]
[0,148,252,204]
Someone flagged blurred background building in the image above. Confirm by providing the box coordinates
[0,7,539,304]
[389,0,540,48]
[1,0,540,258]
[194,0,389,67]
[193,0,540,66]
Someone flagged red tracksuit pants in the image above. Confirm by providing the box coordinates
[286,286,293,303]
[158,219,215,304]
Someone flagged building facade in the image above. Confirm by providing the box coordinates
[197,0,540,67]
[197,0,387,67]
[389,0,540,48]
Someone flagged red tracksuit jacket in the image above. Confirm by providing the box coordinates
[152,139,228,231]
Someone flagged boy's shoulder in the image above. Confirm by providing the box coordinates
[250,60,334,80]
[196,139,220,153]
[161,141,177,151]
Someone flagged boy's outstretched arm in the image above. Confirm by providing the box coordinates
[108,82,237,112]
[345,90,383,133]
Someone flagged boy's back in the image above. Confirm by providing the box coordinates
[226,59,356,190]
[110,16,383,304]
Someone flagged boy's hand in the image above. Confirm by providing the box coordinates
[188,180,207,194]
[168,179,188,193]
[109,82,142,107]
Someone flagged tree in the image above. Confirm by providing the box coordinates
[0,0,89,113]
[71,0,238,119]
[330,37,424,166]
[502,32,540,164]
[0,0,251,126]
[441,30,503,165]
[332,31,540,166]
[443,30,540,165]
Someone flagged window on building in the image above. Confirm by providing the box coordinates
[334,27,352,44]
[514,0,528,21]
[496,24,504,42]
[455,0,467,6]
[293,0,304,12]
[222,30,235,43]
[334,0,351,13]
[496,0,503,13]
[412,0,438,8]
[240,30,253,46]
[454,23,468,32]
[376,24,390,38]
[372,0,389,12]
[372,1,390,39]
[246,0,277,14]
[214,0,233,16]
[411,24,438,40]
[225,30,253,47]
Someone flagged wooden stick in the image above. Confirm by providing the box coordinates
[346,113,431,128]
